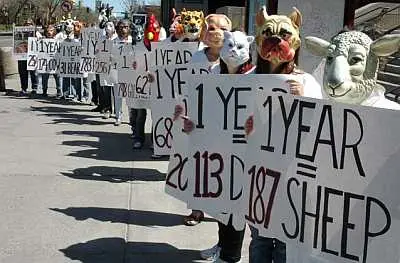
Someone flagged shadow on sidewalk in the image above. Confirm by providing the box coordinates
[61,166,165,182]
[31,105,110,126]
[61,130,161,162]
[60,238,204,263]
[50,207,214,227]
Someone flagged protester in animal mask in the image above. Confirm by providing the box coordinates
[39,24,61,97]
[17,19,38,96]
[245,7,323,263]
[72,21,90,103]
[93,20,117,118]
[164,8,183,43]
[143,14,166,50]
[111,20,132,124]
[130,15,165,151]
[183,14,232,227]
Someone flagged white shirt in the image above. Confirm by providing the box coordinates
[361,85,400,110]
[190,48,220,72]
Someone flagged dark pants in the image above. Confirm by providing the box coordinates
[249,226,286,263]
[217,216,245,263]
[18,60,38,91]
[130,108,147,143]
[99,85,112,112]
[91,76,99,105]
[41,73,60,95]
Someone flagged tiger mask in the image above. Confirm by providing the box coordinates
[180,8,204,41]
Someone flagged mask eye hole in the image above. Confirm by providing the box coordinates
[326,56,334,64]
[349,56,363,65]
[262,27,272,36]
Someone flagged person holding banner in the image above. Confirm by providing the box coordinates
[73,21,91,103]
[195,30,255,263]
[130,15,164,148]
[112,19,133,123]
[39,24,61,97]
[16,19,39,96]
[93,8,116,113]
[183,14,232,228]
[245,7,323,263]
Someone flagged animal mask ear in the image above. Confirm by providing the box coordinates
[223,30,232,40]
[371,34,400,57]
[247,36,255,44]
[256,6,268,27]
[288,7,302,28]
[200,11,204,19]
[170,8,177,20]
[181,8,186,13]
[304,36,330,57]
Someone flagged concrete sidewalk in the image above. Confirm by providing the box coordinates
[0,79,250,262]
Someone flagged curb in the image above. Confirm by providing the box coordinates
[0,31,12,36]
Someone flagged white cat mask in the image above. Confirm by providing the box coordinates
[220,31,255,68]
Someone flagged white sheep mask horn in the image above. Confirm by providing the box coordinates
[305,31,400,105]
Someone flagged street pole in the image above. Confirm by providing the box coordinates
[0,50,5,92]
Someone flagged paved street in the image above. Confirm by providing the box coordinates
[0,78,250,262]
[0,34,12,48]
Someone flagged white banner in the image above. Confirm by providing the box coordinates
[150,64,209,156]
[147,41,201,156]
[80,28,103,73]
[94,39,113,83]
[36,39,61,74]
[113,43,152,108]
[13,26,36,60]
[27,37,39,70]
[245,89,400,263]
[166,74,291,229]
[149,41,199,69]
[56,41,82,77]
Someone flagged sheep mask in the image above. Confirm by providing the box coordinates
[306,31,400,105]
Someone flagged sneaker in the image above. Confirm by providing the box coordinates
[103,111,111,119]
[213,258,241,263]
[114,118,122,126]
[31,90,37,95]
[151,154,163,159]
[200,244,221,261]
[133,141,142,149]
[19,90,27,96]
[91,106,102,112]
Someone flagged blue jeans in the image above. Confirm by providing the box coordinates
[62,77,76,98]
[249,226,286,263]
[74,77,90,101]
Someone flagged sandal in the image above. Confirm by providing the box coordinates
[183,210,204,226]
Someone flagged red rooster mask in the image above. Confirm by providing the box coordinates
[144,14,161,50]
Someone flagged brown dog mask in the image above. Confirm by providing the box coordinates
[255,6,302,65]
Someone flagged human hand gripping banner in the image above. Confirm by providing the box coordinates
[165,74,292,230]
[245,89,400,263]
